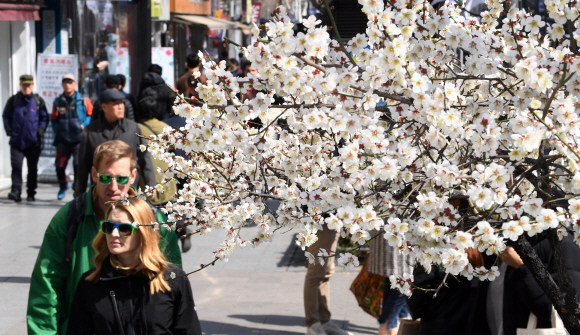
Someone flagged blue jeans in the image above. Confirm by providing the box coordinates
[378,278,408,330]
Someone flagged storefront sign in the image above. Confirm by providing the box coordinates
[152,47,174,91]
[42,10,56,53]
[251,2,261,24]
[36,53,78,113]
[151,0,162,17]
[152,0,170,20]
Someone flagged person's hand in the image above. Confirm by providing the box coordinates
[81,124,84,130]
[500,246,524,268]
[149,189,157,201]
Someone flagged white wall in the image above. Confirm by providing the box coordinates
[0,21,13,181]
[10,21,37,92]
[0,21,37,181]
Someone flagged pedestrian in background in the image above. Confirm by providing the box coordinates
[91,75,135,124]
[27,140,181,334]
[67,197,201,335]
[75,89,156,196]
[2,74,49,202]
[51,73,93,200]
[135,96,177,206]
[368,230,412,335]
[176,54,207,99]
[138,64,176,121]
[304,225,352,335]
[229,58,242,76]
[137,96,191,252]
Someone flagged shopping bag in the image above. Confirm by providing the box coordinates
[349,258,384,318]
[397,319,421,335]
[516,307,568,335]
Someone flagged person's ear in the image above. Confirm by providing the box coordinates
[129,167,137,184]
[91,166,98,184]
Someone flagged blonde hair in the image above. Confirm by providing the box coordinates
[93,140,137,171]
[87,197,171,294]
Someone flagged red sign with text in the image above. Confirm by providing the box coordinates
[251,2,261,24]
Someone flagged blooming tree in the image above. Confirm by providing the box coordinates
[140,0,580,331]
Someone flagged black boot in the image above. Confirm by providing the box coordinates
[8,191,22,202]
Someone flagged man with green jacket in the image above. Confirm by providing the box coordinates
[27,140,182,334]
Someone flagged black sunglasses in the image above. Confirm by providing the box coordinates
[62,79,74,84]
[100,220,137,237]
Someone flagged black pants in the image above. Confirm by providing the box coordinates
[55,142,80,191]
[10,144,41,196]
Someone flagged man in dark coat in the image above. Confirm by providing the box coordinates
[138,64,176,121]
[2,75,49,202]
[90,75,135,124]
[75,89,156,196]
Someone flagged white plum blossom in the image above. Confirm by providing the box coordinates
[134,0,580,301]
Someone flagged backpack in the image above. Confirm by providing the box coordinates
[60,191,160,268]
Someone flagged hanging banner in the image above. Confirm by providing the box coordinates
[251,2,261,24]
[42,10,57,54]
[246,0,251,23]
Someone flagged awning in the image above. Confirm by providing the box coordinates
[173,14,251,34]
[0,4,40,21]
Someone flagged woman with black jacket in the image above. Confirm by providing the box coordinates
[406,248,483,335]
[67,197,201,335]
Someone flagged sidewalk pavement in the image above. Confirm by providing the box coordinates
[0,183,378,335]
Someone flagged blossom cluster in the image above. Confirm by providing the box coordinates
[140,0,580,293]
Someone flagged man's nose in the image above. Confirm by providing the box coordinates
[109,179,120,191]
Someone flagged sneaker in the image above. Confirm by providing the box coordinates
[27,195,35,201]
[306,322,328,335]
[323,321,352,335]
[58,189,67,200]
[8,191,21,202]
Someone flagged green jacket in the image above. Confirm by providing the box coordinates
[26,185,182,334]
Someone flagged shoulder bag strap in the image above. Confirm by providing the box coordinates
[140,122,156,135]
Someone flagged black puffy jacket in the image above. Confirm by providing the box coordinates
[406,264,478,335]
[67,257,201,335]
[137,72,176,121]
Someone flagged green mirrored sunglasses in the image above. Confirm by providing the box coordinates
[97,173,130,185]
